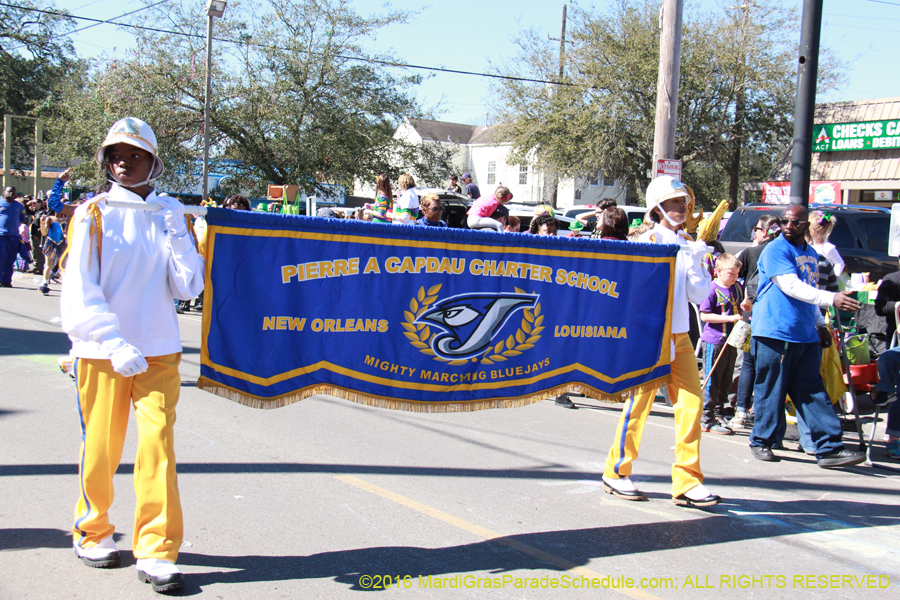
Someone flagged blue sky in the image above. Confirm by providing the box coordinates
[52,0,899,125]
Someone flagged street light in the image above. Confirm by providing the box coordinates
[202,0,226,204]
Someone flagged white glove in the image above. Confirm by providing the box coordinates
[681,240,711,256]
[101,337,149,377]
[153,194,187,238]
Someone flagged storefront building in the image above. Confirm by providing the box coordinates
[744,96,900,206]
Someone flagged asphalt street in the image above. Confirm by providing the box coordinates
[1,271,899,600]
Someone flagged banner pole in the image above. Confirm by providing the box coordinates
[105,198,208,216]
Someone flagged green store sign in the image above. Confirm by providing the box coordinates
[812,120,900,152]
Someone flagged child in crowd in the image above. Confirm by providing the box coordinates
[529,212,558,235]
[417,193,448,227]
[699,253,744,435]
[16,222,32,272]
[807,210,845,277]
[370,174,392,223]
[38,213,66,295]
[597,207,629,241]
[393,174,419,224]
[61,117,204,593]
[505,215,521,233]
[467,186,513,231]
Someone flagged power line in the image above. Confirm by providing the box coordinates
[58,0,172,40]
[8,0,171,51]
[825,12,900,20]
[0,2,579,88]
[864,0,900,6]
[828,23,900,33]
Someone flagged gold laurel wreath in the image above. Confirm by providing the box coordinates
[402,284,543,366]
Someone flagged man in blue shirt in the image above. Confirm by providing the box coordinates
[0,186,26,288]
[462,173,480,200]
[749,205,864,467]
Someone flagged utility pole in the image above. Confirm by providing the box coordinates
[558,4,567,81]
[547,5,568,209]
[728,2,751,210]
[789,0,823,208]
[651,0,684,179]
[2,114,42,196]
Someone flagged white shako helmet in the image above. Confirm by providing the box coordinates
[645,175,689,223]
[96,117,165,182]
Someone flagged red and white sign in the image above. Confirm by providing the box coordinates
[874,190,893,201]
[761,181,842,205]
[655,159,682,180]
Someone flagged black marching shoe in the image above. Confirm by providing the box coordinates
[750,446,778,462]
[601,476,646,501]
[672,484,721,508]
[554,394,577,409]
[872,391,896,407]
[817,448,866,469]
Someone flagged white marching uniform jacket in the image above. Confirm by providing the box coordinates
[639,225,710,335]
[61,184,206,359]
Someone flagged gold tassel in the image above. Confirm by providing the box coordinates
[196,375,671,412]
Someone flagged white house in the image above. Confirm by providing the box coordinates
[356,118,633,209]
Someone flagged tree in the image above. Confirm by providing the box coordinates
[1,0,80,169]
[493,0,843,209]
[44,0,454,197]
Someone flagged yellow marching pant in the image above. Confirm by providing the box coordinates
[72,353,183,562]
[604,332,704,497]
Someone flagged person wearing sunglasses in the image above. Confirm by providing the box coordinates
[749,204,863,468]
[416,193,448,227]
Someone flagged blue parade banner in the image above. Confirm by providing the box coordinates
[196,209,677,411]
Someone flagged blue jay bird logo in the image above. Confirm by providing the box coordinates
[417,292,539,360]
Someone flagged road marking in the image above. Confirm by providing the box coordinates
[335,474,664,600]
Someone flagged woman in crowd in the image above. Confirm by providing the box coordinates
[417,193,448,227]
[807,210,845,277]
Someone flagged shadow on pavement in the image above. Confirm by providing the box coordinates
[2,462,897,489]
[169,500,900,590]
[0,326,71,356]
[0,528,71,550]
[6,498,898,593]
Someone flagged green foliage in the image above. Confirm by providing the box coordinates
[495,0,844,210]
[0,0,81,167]
[43,0,454,197]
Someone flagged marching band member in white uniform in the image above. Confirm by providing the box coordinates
[62,117,204,593]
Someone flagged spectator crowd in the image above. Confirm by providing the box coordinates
[4,127,899,595]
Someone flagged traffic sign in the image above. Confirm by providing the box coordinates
[655,158,682,180]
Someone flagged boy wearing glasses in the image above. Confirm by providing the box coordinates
[749,205,864,467]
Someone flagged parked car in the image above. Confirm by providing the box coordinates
[563,205,647,234]
[719,203,896,281]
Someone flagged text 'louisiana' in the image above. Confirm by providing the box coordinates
[554,325,627,338]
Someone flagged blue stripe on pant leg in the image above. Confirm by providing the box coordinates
[613,393,635,476]
[72,358,92,547]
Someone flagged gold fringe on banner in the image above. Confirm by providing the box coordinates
[196,375,671,413]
